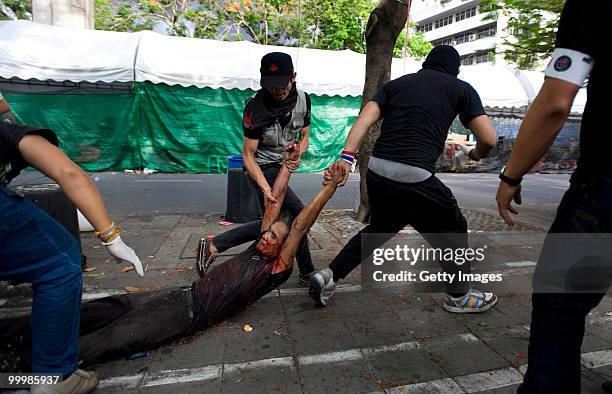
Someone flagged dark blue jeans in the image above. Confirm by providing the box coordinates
[520,173,612,393]
[0,185,82,375]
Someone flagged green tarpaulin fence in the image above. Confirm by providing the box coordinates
[5,82,361,173]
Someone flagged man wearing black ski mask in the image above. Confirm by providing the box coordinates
[310,46,499,313]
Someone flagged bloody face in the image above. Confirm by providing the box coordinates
[256,221,289,258]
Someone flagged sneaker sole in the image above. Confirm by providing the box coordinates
[308,276,326,307]
[443,296,498,314]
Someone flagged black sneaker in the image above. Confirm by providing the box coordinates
[195,236,215,278]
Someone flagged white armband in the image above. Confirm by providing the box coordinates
[545,48,594,87]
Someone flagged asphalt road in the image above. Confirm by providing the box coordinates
[11,171,571,216]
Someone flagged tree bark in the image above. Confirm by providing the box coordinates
[355,0,408,223]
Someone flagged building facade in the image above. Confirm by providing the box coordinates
[413,0,511,66]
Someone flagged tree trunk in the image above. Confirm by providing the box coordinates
[355,0,408,223]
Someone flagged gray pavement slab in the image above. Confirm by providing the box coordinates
[473,326,530,367]
[299,360,379,394]
[224,322,293,364]
[287,318,358,356]
[422,333,510,376]
[363,345,447,387]
[221,362,301,394]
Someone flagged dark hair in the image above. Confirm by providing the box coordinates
[276,211,295,229]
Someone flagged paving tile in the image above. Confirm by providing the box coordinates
[287,318,357,356]
[224,322,292,364]
[363,345,447,387]
[143,215,182,229]
[139,379,221,394]
[280,294,343,322]
[299,359,379,394]
[226,295,285,325]
[451,308,516,332]
[326,290,393,317]
[473,326,530,366]
[148,325,227,371]
[396,308,468,339]
[221,362,301,394]
[345,312,414,348]
[422,333,509,376]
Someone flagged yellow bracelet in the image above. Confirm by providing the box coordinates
[95,222,116,237]
[99,226,123,243]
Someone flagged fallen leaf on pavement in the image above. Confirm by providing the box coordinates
[242,324,253,332]
[121,266,134,273]
[125,286,142,292]
[515,351,526,360]
[478,321,488,327]
[83,267,97,272]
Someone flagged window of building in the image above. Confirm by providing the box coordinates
[455,7,476,22]
[454,32,475,44]
[461,56,475,66]
[417,22,433,33]
[434,15,453,29]
[478,24,497,38]
[433,38,453,47]
[475,52,493,64]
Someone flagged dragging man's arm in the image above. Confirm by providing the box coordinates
[243,136,278,204]
[280,163,345,265]
[260,143,300,231]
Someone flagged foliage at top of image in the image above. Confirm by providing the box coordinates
[480,0,564,69]
[94,0,432,59]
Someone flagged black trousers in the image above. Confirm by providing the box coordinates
[519,174,612,394]
[215,164,314,274]
[329,170,471,295]
[1,289,193,370]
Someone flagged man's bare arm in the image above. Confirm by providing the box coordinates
[466,115,496,160]
[503,78,579,179]
[279,163,345,264]
[243,136,277,204]
[496,78,580,225]
[260,143,300,231]
[19,135,113,232]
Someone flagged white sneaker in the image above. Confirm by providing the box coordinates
[308,268,337,307]
[443,288,498,313]
[30,369,99,394]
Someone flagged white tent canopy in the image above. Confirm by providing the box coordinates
[0,20,139,83]
[0,20,586,112]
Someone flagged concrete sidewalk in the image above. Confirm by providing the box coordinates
[2,206,612,393]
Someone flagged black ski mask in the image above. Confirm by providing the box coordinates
[422,45,461,77]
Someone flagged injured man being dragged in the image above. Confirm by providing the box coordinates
[1,144,346,371]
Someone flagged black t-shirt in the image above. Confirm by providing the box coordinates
[243,93,312,140]
[0,123,58,185]
[371,69,485,173]
[553,0,611,182]
[191,243,292,331]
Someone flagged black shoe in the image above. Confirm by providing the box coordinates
[603,381,612,394]
[196,236,215,278]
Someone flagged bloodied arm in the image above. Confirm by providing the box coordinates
[260,142,300,232]
[280,163,345,264]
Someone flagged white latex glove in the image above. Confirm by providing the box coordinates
[103,235,144,277]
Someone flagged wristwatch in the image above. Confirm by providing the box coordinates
[499,166,522,187]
